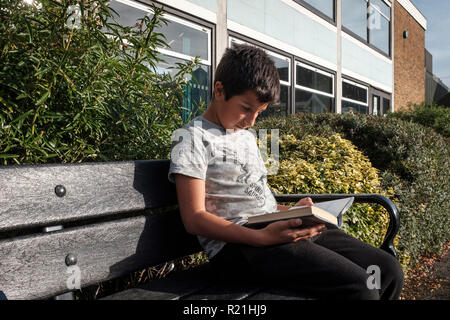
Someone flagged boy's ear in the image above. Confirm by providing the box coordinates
[213,81,225,100]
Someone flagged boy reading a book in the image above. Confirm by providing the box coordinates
[169,44,403,300]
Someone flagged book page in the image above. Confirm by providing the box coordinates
[314,197,354,217]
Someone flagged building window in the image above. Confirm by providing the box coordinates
[382,97,391,114]
[368,0,391,55]
[108,0,212,121]
[342,0,368,40]
[229,37,292,117]
[295,0,335,21]
[295,62,335,113]
[342,0,391,56]
[342,79,369,114]
[370,87,391,115]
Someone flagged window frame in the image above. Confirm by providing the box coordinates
[369,86,392,115]
[293,0,337,25]
[295,61,335,98]
[156,13,212,66]
[341,0,392,58]
[294,61,336,114]
[109,0,213,66]
[341,78,369,107]
[108,0,215,119]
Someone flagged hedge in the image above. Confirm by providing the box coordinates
[255,113,450,269]
[387,103,450,138]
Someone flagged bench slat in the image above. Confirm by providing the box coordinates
[0,160,177,232]
[102,264,212,300]
[0,211,201,300]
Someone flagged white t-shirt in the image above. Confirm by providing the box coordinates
[168,116,278,258]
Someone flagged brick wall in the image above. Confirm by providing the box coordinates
[394,0,426,111]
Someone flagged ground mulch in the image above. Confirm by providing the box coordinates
[400,241,450,300]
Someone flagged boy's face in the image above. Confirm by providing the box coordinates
[214,82,269,131]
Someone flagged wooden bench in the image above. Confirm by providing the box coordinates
[0,160,400,300]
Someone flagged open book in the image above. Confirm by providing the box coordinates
[246,197,354,228]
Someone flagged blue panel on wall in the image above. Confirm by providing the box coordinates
[342,36,392,88]
[228,0,337,65]
[186,0,216,12]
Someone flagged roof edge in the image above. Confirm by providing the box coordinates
[397,0,427,30]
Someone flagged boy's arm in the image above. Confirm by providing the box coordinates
[174,174,325,246]
[174,173,263,246]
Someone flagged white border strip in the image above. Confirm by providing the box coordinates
[342,31,392,64]
[342,67,392,93]
[396,0,427,30]
[157,48,211,66]
[227,19,337,72]
[342,97,368,107]
[295,85,335,98]
[155,0,217,24]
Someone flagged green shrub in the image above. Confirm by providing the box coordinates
[0,0,200,165]
[387,103,450,138]
[255,113,450,269]
[260,133,391,249]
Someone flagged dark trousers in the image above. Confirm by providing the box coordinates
[209,227,404,300]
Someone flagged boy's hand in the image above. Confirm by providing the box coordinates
[257,219,326,246]
[294,197,314,207]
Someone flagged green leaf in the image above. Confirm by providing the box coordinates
[0,154,19,159]
[36,90,50,106]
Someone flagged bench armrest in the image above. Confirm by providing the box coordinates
[273,193,400,258]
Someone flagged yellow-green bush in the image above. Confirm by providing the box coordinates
[262,133,392,249]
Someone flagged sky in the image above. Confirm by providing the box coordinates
[413,0,450,88]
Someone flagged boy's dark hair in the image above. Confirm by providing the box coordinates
[214,43,280,103]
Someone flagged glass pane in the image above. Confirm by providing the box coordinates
[260,85,290,118]
[342,100,368,114]
[369,13,390,54]
[370,0,390,19]
[342,0,368,40]
[296,65,333,94]
[342,81,368,103]
[108,0,150,29]
[295,89,333,113]
[302,0,334,19]
[156,54,210,121]
[155,19,209,60]
[270,55,290,83]
[382,97,390,114]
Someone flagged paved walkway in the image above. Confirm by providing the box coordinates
[400,242,449,300]
[429,248,450,299]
